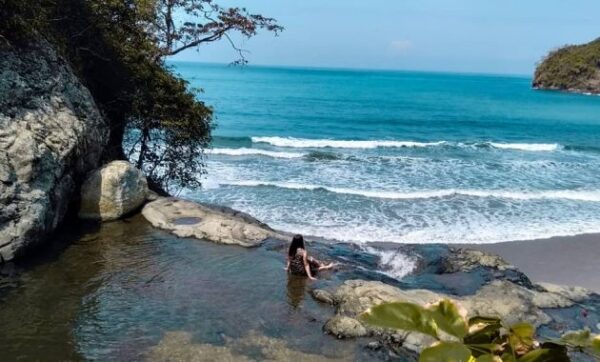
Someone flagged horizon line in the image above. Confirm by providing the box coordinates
[166,59,532,79]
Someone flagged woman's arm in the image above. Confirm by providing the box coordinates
[284,258,290,271]
[302,250,317,280]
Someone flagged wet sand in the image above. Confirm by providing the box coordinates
[467,233,600,292]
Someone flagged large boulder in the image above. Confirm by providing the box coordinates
[0,40,108,261]
[79,161,148,221]
[142,197,281,247]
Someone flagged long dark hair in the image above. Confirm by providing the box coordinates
[288,234,305,257]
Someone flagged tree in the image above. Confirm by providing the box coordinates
[152,0,283,64]
[1,0,281,194]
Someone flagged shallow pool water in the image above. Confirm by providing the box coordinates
[0,216,385,361]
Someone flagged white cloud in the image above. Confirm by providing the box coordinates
[388,40,413,53]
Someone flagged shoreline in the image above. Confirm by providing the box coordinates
[281,224,600,292]
[463,232,600,292]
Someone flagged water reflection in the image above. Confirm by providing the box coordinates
[286,274,308,308]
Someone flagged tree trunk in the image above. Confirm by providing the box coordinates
[102,121,126,162]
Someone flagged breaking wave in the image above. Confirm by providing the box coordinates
[207,148,304,159]
[220,181,600,202]
[250,136,560,152]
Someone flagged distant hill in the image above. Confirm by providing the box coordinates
[533,38,600,94]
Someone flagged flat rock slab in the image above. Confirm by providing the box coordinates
[142,197,279,247]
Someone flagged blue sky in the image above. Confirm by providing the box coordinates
[171,0,600,75]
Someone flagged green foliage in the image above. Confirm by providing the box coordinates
[516,347,568,362]
[420,342,474,362]
[361,299,598,362]
[560,329,592,348]
[361,302,439,339]
[508,323,536,356]
[593,335,600,353]
[1,0,279,193]
[550,328,600,359]
[534,38,600,92]
[428,299,469,340]
[476,355,501,362]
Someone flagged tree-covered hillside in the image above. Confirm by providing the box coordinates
[533,38,600,94]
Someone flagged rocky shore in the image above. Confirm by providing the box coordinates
[0,155,599,360]
[68,160,600,359]
[0,40,108,262]
[1,38,599,361]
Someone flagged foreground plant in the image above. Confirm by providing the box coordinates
[360,299,600,361]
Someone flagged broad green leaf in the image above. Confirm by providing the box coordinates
[464,323,502,345]
[517,348,569,362]
[468,316,503,327]
[560,329,591,347]
[509,322,536,355]
[466,343,503,356]
[468,316,502,334]
[476,355,502,362]
[360,302,439,338]
[592,335,600,354]
[419,342,474,362]
[510,322,535,340]
[427,299,468,339]
[501,351,517,362]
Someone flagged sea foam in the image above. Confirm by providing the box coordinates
[221,180,600,202]
[251,136,445,149]
[487,142,560,152]
[207,148,304,159]
[251,136,560,152]
[362,247,417,279]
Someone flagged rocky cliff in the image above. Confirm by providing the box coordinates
[533,38,600,94]
[0,40,108,261]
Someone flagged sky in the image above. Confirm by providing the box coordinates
[170,0,600,75]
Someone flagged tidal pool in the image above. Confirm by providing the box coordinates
[0,215,390,361]
[4,214,595,361]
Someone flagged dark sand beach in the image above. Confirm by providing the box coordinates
[468,233,600,292]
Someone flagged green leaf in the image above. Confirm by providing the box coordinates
[466,343,503,356]
[509,322,536,354]
[419,342,474,362]
[465,325,502,345]
[592,335,600,354]
[560,329,591,348]
[360,302,439,338]
[427,299,468,339]
[468,316,502,329]
[475,355,502,362]
[517,348,569,362]
[510,322,535,340]
[501,351,517,362]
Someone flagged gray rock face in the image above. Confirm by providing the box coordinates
[142,197,282,247]
[442,247,513,272]
[79,161,148,221]
[314,279,594,352]
[0,40,108,261]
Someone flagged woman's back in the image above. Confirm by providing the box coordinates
[289,249,307,276]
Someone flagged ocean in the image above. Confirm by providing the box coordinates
[173,62,600,245]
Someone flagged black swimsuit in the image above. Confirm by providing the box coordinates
[289,250,319,276]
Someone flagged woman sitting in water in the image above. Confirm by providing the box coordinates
[285,234,337,280]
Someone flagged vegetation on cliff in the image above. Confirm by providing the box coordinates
[0,0,281,193]
[533,38,600,94]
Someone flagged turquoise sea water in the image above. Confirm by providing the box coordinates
[173,62,600,244]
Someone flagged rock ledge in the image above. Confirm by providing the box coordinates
[142,197,280,247]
